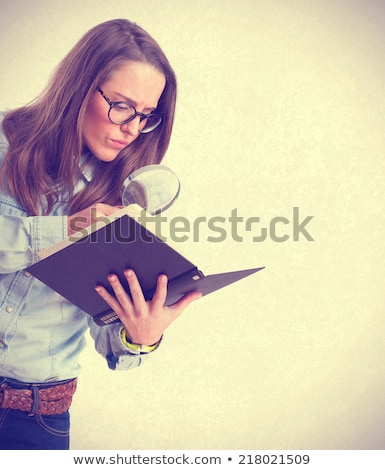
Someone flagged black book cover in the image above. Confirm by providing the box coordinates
[28,206,264,325]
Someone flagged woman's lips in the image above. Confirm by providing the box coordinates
[110,139,128,149]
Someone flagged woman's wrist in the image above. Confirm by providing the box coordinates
[120,328,162,354]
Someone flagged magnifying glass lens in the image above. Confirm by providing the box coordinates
[121,164,180,215]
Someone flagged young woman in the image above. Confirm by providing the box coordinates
[0,18,201,450]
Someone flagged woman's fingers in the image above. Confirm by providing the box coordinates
[67,203,122,236]
[107,274,135,314]
[96,271,202,316]
[123,269,146,311]
[94,283,126,317]
[152,274,168,308]
[95,269,202,344]
[95,271,149,321]
[95,274,137,322]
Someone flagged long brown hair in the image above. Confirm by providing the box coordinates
[1,19,177,215]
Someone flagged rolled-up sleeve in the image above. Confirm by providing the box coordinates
[88,319,153,371]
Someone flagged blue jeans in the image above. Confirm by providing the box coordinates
[0,377,71,450]
[0,408,70,449]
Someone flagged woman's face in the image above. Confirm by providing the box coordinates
[82,61,166,162]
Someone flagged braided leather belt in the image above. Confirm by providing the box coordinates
[0,378,77,416]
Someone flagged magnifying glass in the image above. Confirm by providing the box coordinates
[121,164,180,215]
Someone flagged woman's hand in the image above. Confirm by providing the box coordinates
[67,203,122,237]
[95,269,202,345]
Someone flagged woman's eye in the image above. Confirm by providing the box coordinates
[115,103,130,112]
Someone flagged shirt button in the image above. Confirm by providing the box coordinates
[6,306,13,313]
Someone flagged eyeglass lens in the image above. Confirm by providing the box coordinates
[109,103,161,133]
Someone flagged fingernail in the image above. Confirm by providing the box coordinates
[125,269,133,278]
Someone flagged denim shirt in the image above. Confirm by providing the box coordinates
[0,115,146,383]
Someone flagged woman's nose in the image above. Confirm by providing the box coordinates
[120,117,141,136]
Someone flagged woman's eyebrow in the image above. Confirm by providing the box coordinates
[114,92,157,111]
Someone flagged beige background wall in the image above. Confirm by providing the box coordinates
[1,0,384,450]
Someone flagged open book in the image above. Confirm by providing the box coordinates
[27,205,264,326]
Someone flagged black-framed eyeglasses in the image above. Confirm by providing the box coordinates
[97,87,162,134]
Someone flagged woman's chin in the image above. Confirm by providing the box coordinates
[91,149,121,163]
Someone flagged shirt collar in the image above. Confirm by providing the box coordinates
[79,153,97,183]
